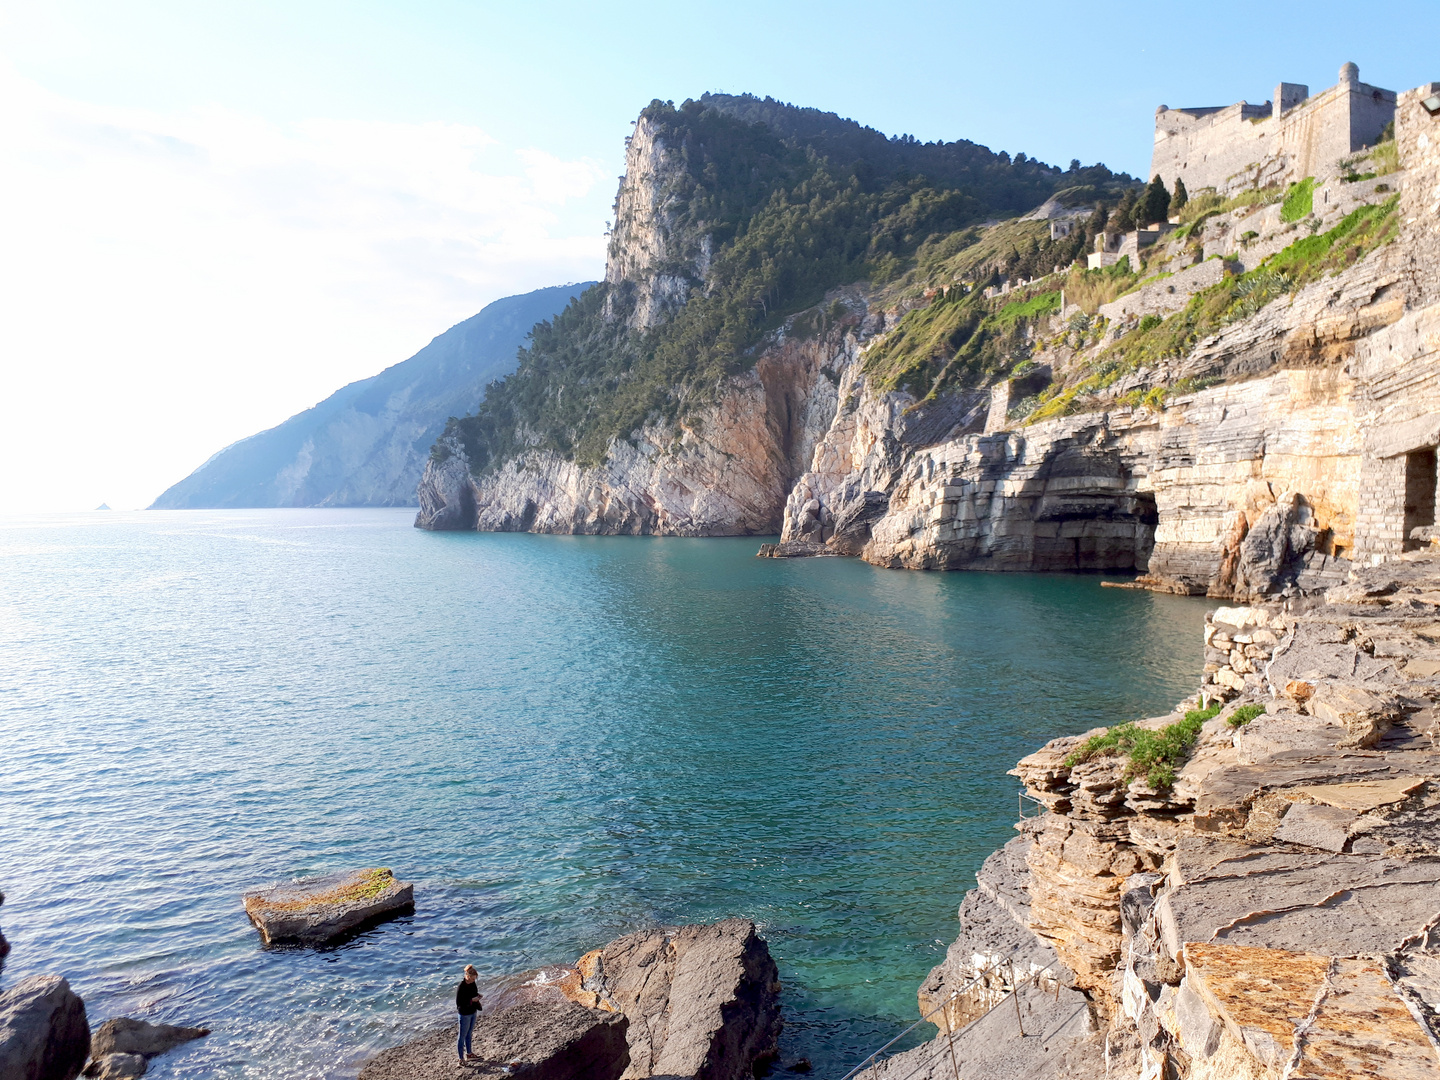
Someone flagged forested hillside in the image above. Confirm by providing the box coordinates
[435,94,1134,473]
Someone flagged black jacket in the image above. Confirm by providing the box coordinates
[457,980,482,1015]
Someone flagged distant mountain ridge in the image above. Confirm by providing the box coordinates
[150,283,593,509]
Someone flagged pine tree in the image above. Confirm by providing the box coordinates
[1111,190,1138,233]
[1172,176,1189,212]
[1137,175,1171,228]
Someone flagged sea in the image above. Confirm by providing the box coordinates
[0,509,1210,1077]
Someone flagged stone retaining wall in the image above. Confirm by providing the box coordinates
[1096,259,1230,324]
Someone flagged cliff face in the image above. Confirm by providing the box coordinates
[416,313,856,535]
[419,84,1440,612]
[764,252,1394,592]
[602,114,713,331]
[764,84,1440,602]
[415,95,1132,537]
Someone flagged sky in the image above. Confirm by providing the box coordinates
[1,0,1436,510]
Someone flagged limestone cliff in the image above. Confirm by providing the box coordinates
[854,552,1440,1080]
[419,83,1440,603]
[415,95,1127,535]
[602,113,713,331]
[416,311,856,535]
[763,81,1440,603]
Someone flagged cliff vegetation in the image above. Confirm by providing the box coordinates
[435,95,1133,471]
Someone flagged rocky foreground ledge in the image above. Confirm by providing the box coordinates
[874,552,1440,1080]
[362,919,780,1080]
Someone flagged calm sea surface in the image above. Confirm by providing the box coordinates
[0,509,1210,1078]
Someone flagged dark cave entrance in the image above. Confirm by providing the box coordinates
[1403,448,1437,551]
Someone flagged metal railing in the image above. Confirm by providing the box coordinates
[1017,791,1048,820]
[837,953,1057,1080]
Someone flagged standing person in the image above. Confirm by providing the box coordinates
[456,964,483,1063]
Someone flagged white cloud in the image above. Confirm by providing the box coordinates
[0,66,611,511]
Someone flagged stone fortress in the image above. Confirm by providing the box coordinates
[1090,64,1399,271]
[1152,63,1396,197]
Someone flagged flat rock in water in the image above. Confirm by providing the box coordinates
[0,974,91,1080]
[358,1001,628,1080]
[91,1018,210,1058]
[243,868,413,945]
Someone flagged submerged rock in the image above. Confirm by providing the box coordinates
[0,975,90,1080]
[90,1017,209,1058]
[358,1001,628,1080]
[82,1054,146,1079]
[243,867,413,945]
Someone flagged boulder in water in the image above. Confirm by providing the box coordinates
[358,1000,628,1080]
[243,867,413,945]
[90,1017,209,1058]
[0,974,90,1080]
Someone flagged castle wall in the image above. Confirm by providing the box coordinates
[1151,66,1396,195]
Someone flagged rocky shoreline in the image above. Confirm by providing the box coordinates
[870,550,1440,1080]
[358,919,780,1080]
[6,560,1437,1078]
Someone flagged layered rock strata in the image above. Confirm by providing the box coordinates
[771,233,1404,587]
[775,83,1440,593]
[874,553,1440,1080]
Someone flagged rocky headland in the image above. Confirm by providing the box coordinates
[417,74,1440,612]
[862,550,1440,1080]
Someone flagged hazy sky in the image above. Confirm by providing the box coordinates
[2,1,1436,510]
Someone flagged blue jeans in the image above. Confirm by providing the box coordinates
[458,1012,476,1060]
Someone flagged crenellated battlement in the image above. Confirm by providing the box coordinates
[1152,62,1396,195]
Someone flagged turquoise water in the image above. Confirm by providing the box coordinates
[0,509,1209,1078]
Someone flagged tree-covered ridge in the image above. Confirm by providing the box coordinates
[697,93,1120,214]
[435,95,1135,472]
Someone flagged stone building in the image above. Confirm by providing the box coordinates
[1087,224,1173,269]
[1152,63,1396,195]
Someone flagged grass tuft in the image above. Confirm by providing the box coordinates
[1280,177,1316,223]
[1227,703,1266,728]
[1062,701,1223,789]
